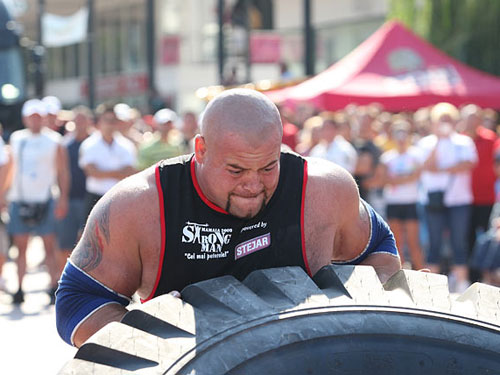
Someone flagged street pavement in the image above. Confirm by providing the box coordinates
[0,237,77,375]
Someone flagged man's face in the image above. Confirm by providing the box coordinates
[321,120,337,142]
[196,132,281,220]
[433,114,455,138]
[182,113,198,138]
[74,113,91,131]
[98,112,118,136]
[24,113,44,133]
[157,121,173,137]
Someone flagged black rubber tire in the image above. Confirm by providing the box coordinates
[59,265,500,374]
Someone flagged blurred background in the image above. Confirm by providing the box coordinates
[1,0,497,135]
[2,1,500,373]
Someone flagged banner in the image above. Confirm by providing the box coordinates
[42,7,88,47]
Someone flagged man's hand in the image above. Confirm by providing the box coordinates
[54,196,69,219]
[361,253,402,283]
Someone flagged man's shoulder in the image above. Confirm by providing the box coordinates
[381,148,398,163]
[41,127,62,142]
[10,129,29,142]
[417,134,436,148]
[305,157,358,196]
[114,134,137,153]
[452,132,475,147]
[80,132,101,150]
[105,168,158,210]
[477,126,497,141]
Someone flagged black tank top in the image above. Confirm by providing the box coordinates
[142,152,310,301]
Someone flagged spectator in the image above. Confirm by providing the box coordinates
[277,105,299,151]
[376,121,425,269]
[114,103,143,146]
[55,106,94,276]
[79,103,137,218]
[42,95,65,135]
[374,112,397,152]
[136,108,185,170]
[459,104,498,283]
[180,111,199,153]
[351,108,383,204]
[413,107,432,141]
[334,111,353,143]
[470,215,500,287]
[309,112,357,174]
[0,125,13,292]
[296,115,323,156]
[482,108,498,132]
[418,102,477,292]
[7,99,69,304]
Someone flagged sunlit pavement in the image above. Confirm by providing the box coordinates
[0,237,77,375]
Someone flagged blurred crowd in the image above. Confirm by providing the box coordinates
[0,94,499,306]
[281,100,500,292]
[0,96,199,304]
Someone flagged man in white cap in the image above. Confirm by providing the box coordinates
[7,98,69,304]
[42,95,64,134]
[136,108,185,170]
[114,103,143,145]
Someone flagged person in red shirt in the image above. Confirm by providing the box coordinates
[276,105,299,151]
[460,104,498,282]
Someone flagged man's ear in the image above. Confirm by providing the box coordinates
[194,135,206,163]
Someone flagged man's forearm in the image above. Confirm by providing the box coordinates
[73,303,128,347]
[442,161,475,174]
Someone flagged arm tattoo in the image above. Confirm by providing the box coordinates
[73,201,111,271]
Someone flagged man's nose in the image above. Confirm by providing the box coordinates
[242,171,263,193]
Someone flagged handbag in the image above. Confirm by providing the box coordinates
[16,139,51,226]
[18,201,50,226]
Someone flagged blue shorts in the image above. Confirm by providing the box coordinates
[8,200,56,236]
[56,198,87,250]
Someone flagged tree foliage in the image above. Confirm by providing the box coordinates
[388,0,500,76]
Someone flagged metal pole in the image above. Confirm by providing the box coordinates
[244,0,251,83]
[146,0,155,112]
[35,0,45,97]
[87,0,96,109]
[217,0,225,85]
[304,0,315,76]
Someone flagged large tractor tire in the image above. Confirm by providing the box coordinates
[59,265,500,374]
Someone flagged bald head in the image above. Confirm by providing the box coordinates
[201,89,282,146]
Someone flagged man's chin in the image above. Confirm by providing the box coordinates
[227,198,266,220]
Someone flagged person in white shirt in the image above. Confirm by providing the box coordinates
[79,103,137,219]
[7,99,69,304]
[0,129,13,292]
[418,102,478,292]
[377,121,425,270]
[309,113,357,174]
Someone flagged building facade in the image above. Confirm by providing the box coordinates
[15,0,387,113]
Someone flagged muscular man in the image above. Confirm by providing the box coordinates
[56,89,400,347]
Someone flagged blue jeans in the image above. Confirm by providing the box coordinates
[425,204,471,265]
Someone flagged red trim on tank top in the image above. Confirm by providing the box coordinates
[301,160,312,276]
[190,157,228,214]
[140,165,167,303]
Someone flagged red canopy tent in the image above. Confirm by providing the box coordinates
[267,21,500,111]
